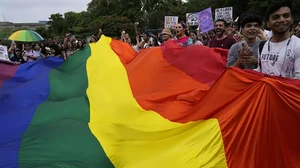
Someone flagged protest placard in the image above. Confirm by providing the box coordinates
[215,7,233,23]
[198,8,214,33]
[186,13,198,26]
[0,45,8,60]
[164,16,178,29]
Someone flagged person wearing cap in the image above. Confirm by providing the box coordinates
[160,28,172,46]
[295,22,300,38]
[9,48,26,64]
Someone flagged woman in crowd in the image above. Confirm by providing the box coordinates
[205,30,216,46]
[23,43,37,62]
[64,41,75,59]
[125,33,132,45]
[90,35,98,43]
[175,22,193,47]
[149,34,160,47]
[77,40,85,50]
[189,31,203,45]
[131,37,140,52]
[33,43,42,59]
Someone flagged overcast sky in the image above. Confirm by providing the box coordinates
[0,0,91,23]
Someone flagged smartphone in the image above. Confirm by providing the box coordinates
[240,41,248,52]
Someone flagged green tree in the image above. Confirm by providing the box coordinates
[46,0,300,38]
[145,0,187,29]
[48,13,65,36]
[64,12,81,33]
[35,27,51,39]
[100,15,135,37]
[0,28,14,39]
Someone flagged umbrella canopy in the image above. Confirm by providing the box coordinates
[9,30,44,42]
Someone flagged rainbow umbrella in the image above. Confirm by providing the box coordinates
[9,30,44,42]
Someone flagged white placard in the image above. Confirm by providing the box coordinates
[0,45,9,60]
[215,7,233,23]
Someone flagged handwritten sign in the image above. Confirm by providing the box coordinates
[186,13,198,26]
[198,8,214,33]
[164,16,178,29]
[0,45,8,60]
[215,7,233,23]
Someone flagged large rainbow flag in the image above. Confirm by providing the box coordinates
[1,36,300,168]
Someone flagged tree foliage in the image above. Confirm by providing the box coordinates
[48,13,65,36]
[45,0,299,38]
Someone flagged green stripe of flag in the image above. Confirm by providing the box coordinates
[18,46,114,168]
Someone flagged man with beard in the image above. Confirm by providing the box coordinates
[209,19,236,49]
[227,13,262,69]
[257,1,300,79]
[138,32,151,49]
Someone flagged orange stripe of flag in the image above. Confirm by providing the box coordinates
[110,39,300,168]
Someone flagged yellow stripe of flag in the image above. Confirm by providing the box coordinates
[86,36,228,167]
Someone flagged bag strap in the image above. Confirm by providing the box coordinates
[259,40,267,55]
[258,40,267,72]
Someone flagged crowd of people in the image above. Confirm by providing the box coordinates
[118,1,300,79]
[3,1,300,79]
[6,32,99,64]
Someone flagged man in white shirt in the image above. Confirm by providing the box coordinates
[257,1,300,79]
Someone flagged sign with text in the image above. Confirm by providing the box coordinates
[164,16,178,29]
[0,45,8,60]
[215,7,233,23]
[186,13,198,26]
[197,8,214,33]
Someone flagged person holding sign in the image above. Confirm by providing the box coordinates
[209,19,236,49]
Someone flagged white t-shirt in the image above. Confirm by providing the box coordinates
[23,50,35,62]
[33,50,40,58]
[256,35,300,79]
[132,45,140,52]
[194,40,203,45]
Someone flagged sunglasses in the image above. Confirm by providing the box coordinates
[162,33,169,36]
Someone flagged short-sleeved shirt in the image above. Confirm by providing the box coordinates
[227,40,261,69]
[210,36,236,49]
[256,35,300,79]
[10,55,26,64]
[23,50,35,62]
[176,36,193,47]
